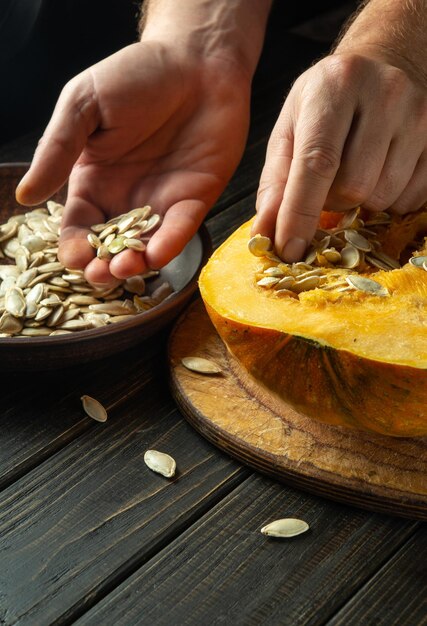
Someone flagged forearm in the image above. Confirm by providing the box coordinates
[139,0,273,80]
[335,0,427,86]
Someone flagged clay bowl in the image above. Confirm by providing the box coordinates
[0,163,212,370]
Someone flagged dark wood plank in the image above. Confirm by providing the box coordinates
[207,191,257,248]
[0,331,168,489]
[0,372,249,625]
[327,525,427,626]
[76,474,420,626]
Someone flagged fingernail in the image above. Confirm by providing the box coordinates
[281,237,307,263]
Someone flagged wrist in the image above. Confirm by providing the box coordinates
[334,0,427,88]
[140,0,273,82]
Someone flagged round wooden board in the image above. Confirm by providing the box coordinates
[168,299,427,521]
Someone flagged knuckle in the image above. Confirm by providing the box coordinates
[362,192,390,212]
[268,127,293,159]
[379,66,413,110]
[331,179,373,208]
[389,200,411,215]
[289,206,320,220]
[412,95,427,128]
[297,144,341,180]
[256,182,283,210]
[61,73,97,123]
[318,54,361,91]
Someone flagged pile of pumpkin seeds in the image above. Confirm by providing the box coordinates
[249,208,426,298]
[0,201,174,337]
[86,205,161,261]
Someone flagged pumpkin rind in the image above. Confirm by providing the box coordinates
[199,216,427,437]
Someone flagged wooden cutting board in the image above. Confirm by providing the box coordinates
[168,299,427,521]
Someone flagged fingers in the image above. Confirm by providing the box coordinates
[16,73,99,206]
[328,74,426,214]
[262,74,355,261]
[251,118,293,240]
[81,198,208,286]
[145,198,208,269]
[84,249,155,286]
[58,194,106,269]
[58,226,95,269]
[254,55,427,263]
[389,152,427,214]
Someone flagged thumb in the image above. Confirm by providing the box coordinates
[16,73,100,206]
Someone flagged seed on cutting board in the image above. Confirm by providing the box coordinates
[80,395,108,422]
[181,356,222,374]
[260,518,309,538]
[144,450,176,478]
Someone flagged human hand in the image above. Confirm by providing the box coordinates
[16,41,251,285]
[253,50,427,262]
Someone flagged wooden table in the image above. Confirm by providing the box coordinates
[0,9,426,626]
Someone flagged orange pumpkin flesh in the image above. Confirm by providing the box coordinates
[199,212,427,438]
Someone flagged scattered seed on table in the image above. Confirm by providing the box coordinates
[144,450,176,478]
[260,518,309,538]
[81,395,108,422]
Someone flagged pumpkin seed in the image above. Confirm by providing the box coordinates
[263,266,285,277]
[275,276,296,289]
[181,356,222,374]
[107,236,126,254]
[140,213,161,234]
[5,287,26,317]
[336,208,360,229]
[81,395,108,422]
[248,234,273,257]
[124,238,146,252]
[98,224,118,240]
[0,221,18,242]
[257,276,280,287]
[87,233,101,249]
[322,248,341,264]
[144,449,176,478]
[294,276,321,291]
[370,250,400,270]
[0,311,23,334]
[260,518,309,538]
[346,275,390,296]
[337,245,361,269]
[409,255,427,268]
[344,229,372,252]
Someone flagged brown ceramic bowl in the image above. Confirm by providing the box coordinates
[0,163,212,370]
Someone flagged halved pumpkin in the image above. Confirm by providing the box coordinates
[199,210,427,437]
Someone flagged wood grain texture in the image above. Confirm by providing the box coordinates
[0,332,169,489]
[0,377,247,625]
[327,525,427,626]
[168,300,427,520]
[76,474,420,626]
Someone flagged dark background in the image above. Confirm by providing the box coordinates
[0,0,357,146]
